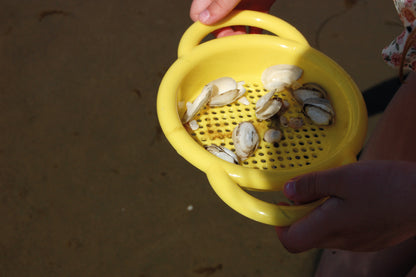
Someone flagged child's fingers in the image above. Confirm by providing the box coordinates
[213,26,246,38]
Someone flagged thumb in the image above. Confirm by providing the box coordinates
[283,168,345,204]
[194,0,242,24]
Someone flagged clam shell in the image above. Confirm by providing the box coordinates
[302,82,327,96]
[303,98,335,116]
[303,98,335,125]
[232,122,259,161]
[209,77,237,96]
[292,82,327,104]
[182,84,213,123]
[236,81,247,98]
[261,64,303,91]
[209,89,239,107]
[207,77,246,107]
[256,90,283,120]
[206,144,239,164]
[255,90,275,112]
[263,129,282,143]
[256,98,283,120]
[304,106,332,125]
[238,96,250,106]
[292,88,323,105]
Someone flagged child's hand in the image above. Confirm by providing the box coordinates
[275,160,416,253]
[189,0,275,37]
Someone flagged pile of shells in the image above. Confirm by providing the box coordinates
[292,83,335,125]
[181,64,335,165]
[182,77,247,127]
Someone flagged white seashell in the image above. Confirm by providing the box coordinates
[303,98,334,116]
[182,84,213,123]
[303,98,334,125]
[292,83,327,105]
[238,96,250,106]
[207,77,241,107]
[255,90,283,120]
[256,99,283,120]
[261,64,303,91]
[206,144,239,164]
[302,83,327,96]
[209,89,239,107]
[186,102,193,110]
[209,77,238,96]
[189,120,199,130]
[304,106,332,125]
[236,81,247,99]
[292,89,323,105]
[232,122,259,161]
[256,90,275,112]
[263,129,282,143]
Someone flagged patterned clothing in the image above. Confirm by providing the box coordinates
[382,0,416,71]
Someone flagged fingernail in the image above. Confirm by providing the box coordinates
[284,180,296,198]
[199,9,210,23]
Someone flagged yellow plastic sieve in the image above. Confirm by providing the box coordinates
[157,11,367,226]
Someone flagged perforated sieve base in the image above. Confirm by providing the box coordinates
[186,82,330,170]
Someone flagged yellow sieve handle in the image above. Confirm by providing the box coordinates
[206,166,326,226]
[178,10,309,58]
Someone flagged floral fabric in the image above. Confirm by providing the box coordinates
[382,0,416,71]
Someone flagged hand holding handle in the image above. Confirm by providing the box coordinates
[178,10,309,58]
[206,166,326,226]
